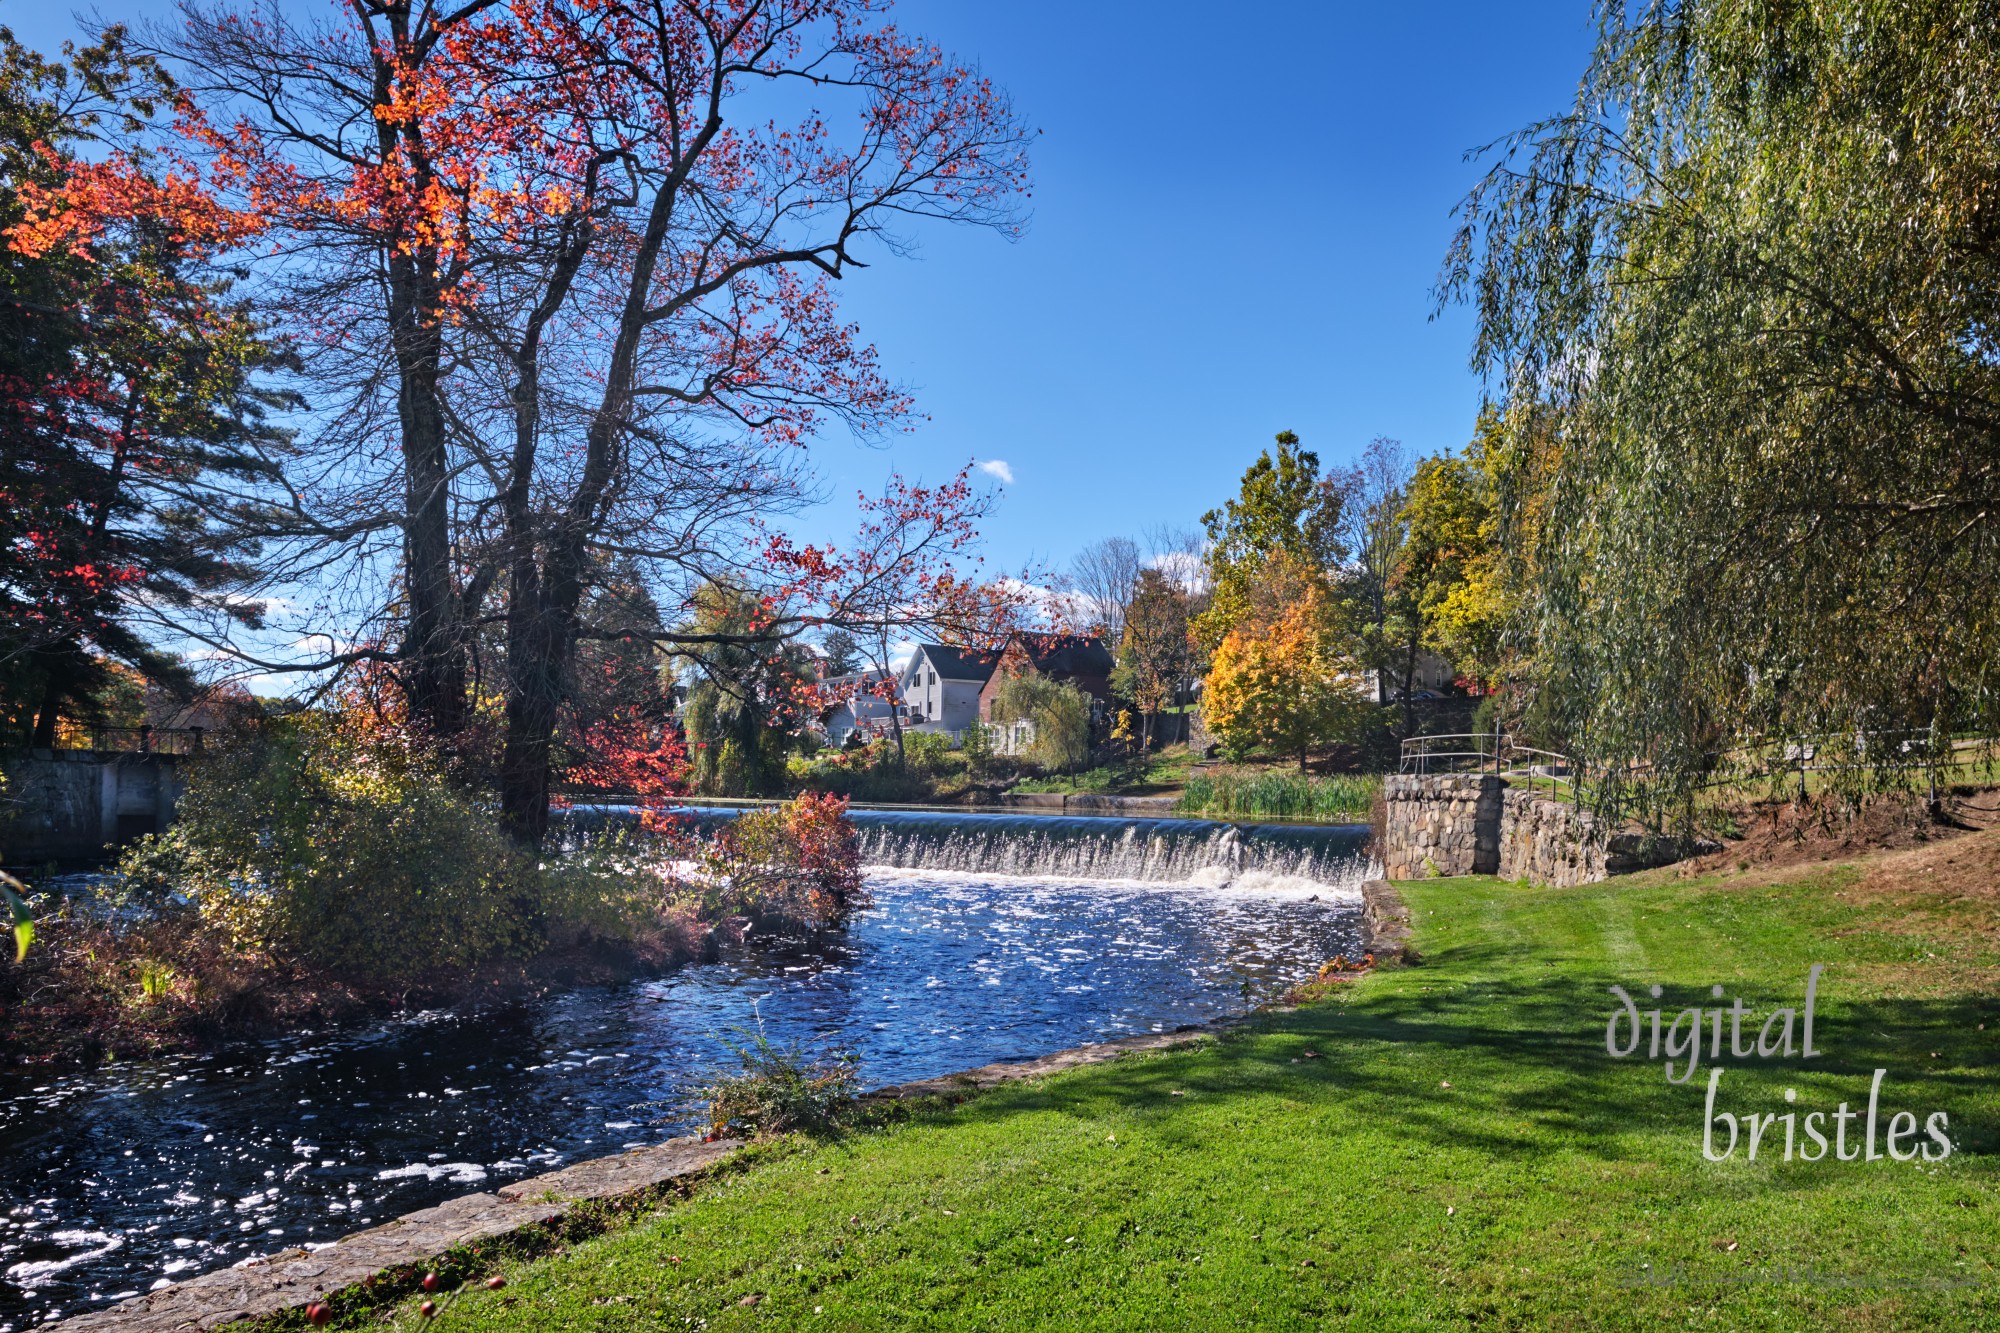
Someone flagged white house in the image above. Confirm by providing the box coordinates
[897,644,996,737]
[1363,650,1459,704]
[821,670,896,746]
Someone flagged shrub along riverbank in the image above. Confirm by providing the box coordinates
[372,836,1995,1330]
[0,720,864,1067]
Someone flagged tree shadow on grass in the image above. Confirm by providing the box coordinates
[925,971,1997,1173]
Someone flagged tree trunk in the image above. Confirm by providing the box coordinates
[882,637,907,766]
[371,13,465,742]
[388,257,466,740]
[492,230,592,846]
[31,673,62,749]
[1400,632,1421,739]
[1298,743,1309,775]
[498,604,562,846]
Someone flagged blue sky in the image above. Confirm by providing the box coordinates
[814,1,1599,574]
[11,0,1596,580]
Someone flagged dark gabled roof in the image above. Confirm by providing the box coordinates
[1017,633,1114,679]
[910,643,998,683]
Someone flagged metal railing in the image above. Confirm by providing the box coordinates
[79,726,207,756]
[1399,733,1585,805]
[1403,727,2000,816]
[1399,731,1508,775]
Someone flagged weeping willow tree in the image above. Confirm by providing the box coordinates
[1444,0,2000,820]
[676,585,812,797]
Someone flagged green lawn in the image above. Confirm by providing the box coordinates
[388,860,1997,1331]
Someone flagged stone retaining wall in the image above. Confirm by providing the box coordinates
[1382,773,1613,887]
[1,751,183,865]
[1380,774,1504,879]
[1496,788,1608,888]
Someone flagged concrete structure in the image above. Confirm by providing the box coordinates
[1,749,185,866]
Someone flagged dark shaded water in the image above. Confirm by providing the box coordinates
[1,813,1369,1327]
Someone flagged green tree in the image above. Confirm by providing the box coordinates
[1445,1,2000,810]
[1112,569,1194,750]
[676,585,812,797]
[989,673,1091,773]
[1196,432,1348,651]
[1397,428,1505,685]
[818,629,863,679]
[1,27,289,744]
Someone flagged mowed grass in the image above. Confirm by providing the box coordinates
[396,859,1998,1331]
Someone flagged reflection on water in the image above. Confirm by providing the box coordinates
[1,854,1366,1326]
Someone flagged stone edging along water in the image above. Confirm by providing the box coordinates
[53,881,1409,1333]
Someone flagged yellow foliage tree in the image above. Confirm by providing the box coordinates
[1201,552,1370,772]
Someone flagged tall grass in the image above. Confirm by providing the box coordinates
[1177,771,1379,820]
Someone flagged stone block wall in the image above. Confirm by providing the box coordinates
[1496,788,1608,888]
[1380,774,1504,879]
[1382,772,1620,887]
[1,751,184,865]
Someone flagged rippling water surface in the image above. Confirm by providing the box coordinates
[2,823,1368,1327]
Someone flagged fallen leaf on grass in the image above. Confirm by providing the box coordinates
[738,1293,761,1307]
[1446,1206,1456,1216]
[1440,1080,1453,1089]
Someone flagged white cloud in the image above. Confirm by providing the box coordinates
[994,576,1093,626]
[977,459,1015,485]
[1144,550,1210,595]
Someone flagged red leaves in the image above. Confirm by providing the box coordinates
[756,464,1040,654]
[676,792,865,928]
[562,710,691,812]
[5,142,256,262]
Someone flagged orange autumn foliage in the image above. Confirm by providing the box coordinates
[1202,551,1371,770]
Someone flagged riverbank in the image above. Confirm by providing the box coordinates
[0,908,703,1070]
[307,832,1996,1329]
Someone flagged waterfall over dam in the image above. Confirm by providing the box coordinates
[572,805,1376,895]
[844,810,1372,889]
